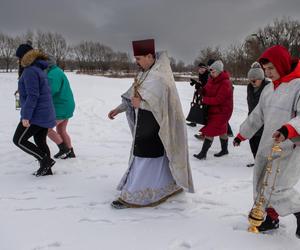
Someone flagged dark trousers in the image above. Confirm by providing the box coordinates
[227,123,233,136]
[249,136,261,159]
[13,122,50,161]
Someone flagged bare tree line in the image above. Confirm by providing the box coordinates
[194,17,300,78]
[0,17,300,77]
[0,30,135,74]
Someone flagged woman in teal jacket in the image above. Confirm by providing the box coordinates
[47,56,76,159]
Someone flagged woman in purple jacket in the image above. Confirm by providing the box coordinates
[13,44,56,176]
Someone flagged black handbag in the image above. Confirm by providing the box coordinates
[186,91,208,125]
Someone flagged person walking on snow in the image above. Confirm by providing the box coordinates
[245,62,270,167]
[13,44,56,176]
[233,45,300,237]
[108,39,194,209]
[46,55,76,159]
[193,60,233,160]
[186,62,209,127]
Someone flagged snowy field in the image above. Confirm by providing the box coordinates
[1,72,300,250]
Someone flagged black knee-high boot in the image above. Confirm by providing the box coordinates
[214,138,228,157]
[193,139,212,160]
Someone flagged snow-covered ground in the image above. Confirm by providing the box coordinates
[1,72,300,250]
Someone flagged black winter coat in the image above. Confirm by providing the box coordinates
[247,79,270,137]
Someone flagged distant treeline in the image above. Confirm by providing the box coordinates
[1,17,300,78]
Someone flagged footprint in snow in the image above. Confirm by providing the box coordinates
[79,218,114,224]
[56,195,82,200]
[16,207,57,212]
[168,240,192,250]
[32,241,62,250]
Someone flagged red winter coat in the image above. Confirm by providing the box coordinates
[200,71,233,137]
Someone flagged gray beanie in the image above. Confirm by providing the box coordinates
[209,60,224,73]
[247,62,264,80]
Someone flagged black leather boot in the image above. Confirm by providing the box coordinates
[111,200,129,209]
[193,139,212,160]
[54,143,71,159]
[33,158,55,176]
[214,138,229,157]
[61,147,76,159]
[36,155,55,177]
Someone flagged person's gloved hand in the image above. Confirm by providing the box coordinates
[190,78,198,86]
[272,126,288,143]
[233,136,241,147]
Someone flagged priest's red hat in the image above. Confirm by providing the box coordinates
[132,39,155,56]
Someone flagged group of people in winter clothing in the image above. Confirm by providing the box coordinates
[191,60,234,160]
[11,38,300,239]
[186,45,300,238]
[13,43,75,176]
[187,59,271,164]
[188,58,268,164]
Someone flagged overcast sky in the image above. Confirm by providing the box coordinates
[1,0,299,63]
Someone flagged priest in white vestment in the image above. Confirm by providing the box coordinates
[108,39,194,208]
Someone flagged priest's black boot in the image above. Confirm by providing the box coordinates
[214,138,229,157]
[193,139,212,160]
[111,200,129,209]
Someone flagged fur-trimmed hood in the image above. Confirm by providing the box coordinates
[20,49,48,68]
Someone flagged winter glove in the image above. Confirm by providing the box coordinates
[233,137,241,146]
[190,78,198,86]
[233,133,246,146]
[276,126,288,139]
[272,126,288,143]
